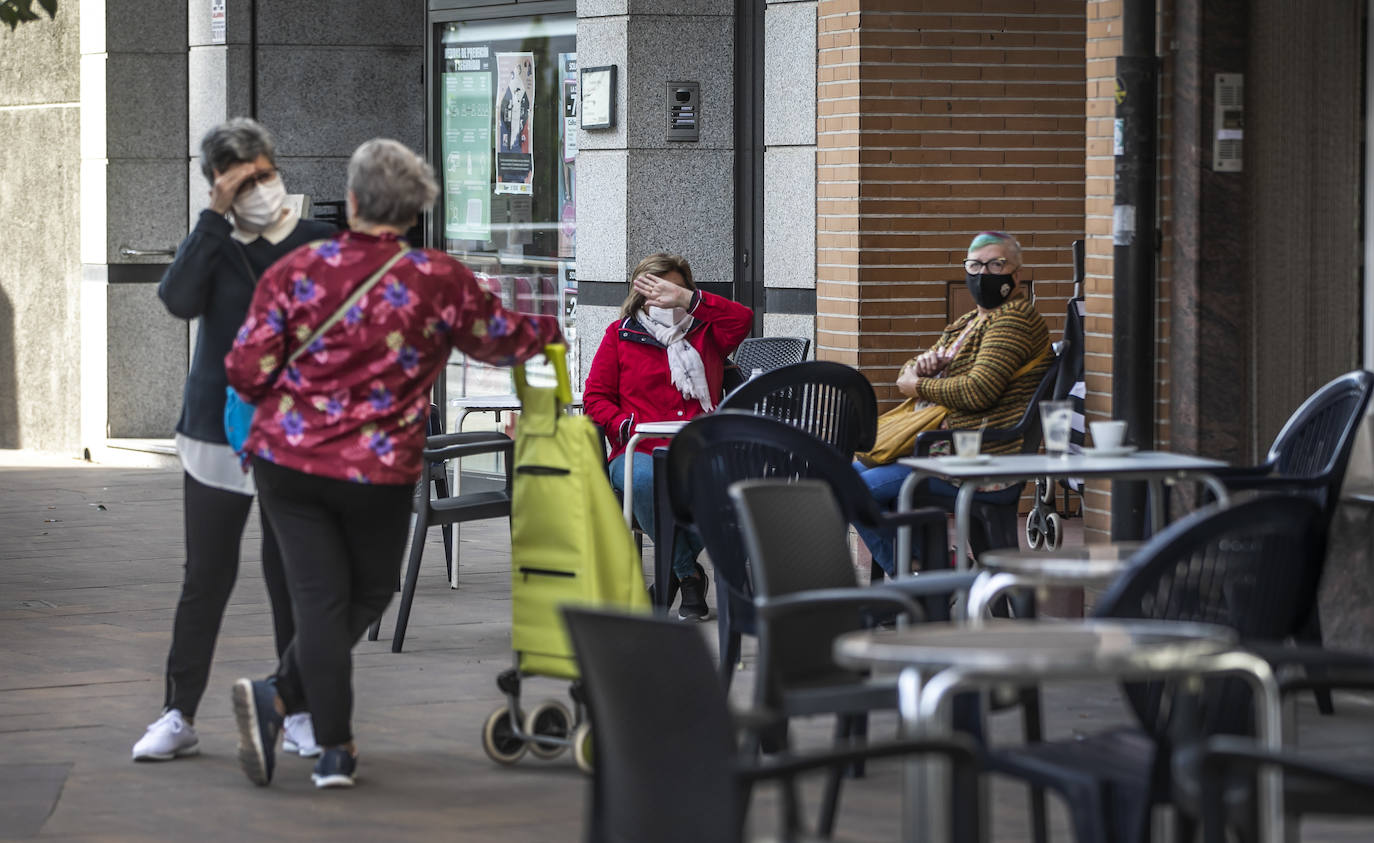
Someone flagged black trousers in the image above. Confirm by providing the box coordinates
[163,472,294,718]
[252,458,413,747]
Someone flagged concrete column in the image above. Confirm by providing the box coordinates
[574,0,736,379]
[0,4,81,452]
[80,0,190,454]
[762,0,816,347]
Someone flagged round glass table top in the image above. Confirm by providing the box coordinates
[835,619,1237,675]
[980,542,1143,578]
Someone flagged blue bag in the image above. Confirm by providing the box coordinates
[224,387,256,454]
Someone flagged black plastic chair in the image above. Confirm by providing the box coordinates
[1208,369,1373,715]
[1175,669,1374,842]
[730,478,985,835]
[734,336,811,375]
[562,606,981,843]
[908,351,1063,573]
[985,495,1328,843]
[366,423,514,652]
[666,412,971,689]
[718,360,878,456]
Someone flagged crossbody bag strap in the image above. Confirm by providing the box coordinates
[283,244,410,368]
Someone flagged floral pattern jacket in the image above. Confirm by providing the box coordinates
[225,231,560,485]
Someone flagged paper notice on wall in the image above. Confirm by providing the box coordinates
[558,53,577,258]
[441,46,494,241]
[210,0,226,45]
[494,52,535,196]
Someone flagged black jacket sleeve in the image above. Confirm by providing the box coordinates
[158,210,241,320]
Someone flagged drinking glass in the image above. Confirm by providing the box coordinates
[953,429,982,458]
[1039,400,1073,457]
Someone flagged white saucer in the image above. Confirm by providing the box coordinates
[1082,445,1137,458]
[939,454,993,465]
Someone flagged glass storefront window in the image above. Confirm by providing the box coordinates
[436,14,578,435]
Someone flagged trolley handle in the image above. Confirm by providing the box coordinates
[512,343,573,405]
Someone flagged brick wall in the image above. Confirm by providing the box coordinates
[817,0,1087,410]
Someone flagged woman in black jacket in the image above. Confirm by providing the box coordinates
[132,118,333,763]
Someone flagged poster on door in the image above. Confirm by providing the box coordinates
[494,52,535,196]
[441,45,494,241]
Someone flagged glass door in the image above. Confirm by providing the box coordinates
[432,12,578,435]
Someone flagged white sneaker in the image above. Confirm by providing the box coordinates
[132,709,199,761]
[282,712,321,758]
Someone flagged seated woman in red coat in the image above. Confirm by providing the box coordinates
[583,253,753,621]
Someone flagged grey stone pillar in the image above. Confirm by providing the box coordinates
[574,1,736,381]
[762,0,815,347]
[81,0,190,453]
[0,6,81,452]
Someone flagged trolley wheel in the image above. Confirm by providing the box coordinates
[525,700,571,760]
[571,721,594,774]
[481,705,527,765]
[1039,477,1055,505]
[1045,512,1064,551]
[1025,511,1046,551]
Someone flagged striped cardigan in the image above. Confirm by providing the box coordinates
[913,295,1051,455]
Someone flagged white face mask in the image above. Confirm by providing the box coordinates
[647,305,687,326]
[232,175,287,233]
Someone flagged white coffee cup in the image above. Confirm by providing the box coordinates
[1090,420,1127,450]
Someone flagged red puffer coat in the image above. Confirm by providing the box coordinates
[584,290,753,461]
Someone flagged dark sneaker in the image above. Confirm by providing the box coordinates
[677,574,710,622]
[231,678,282,786]
[312,747,357,789]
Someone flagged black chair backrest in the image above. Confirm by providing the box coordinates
[733,336,811,374]
[1095,495,1326,737]
[719,360,878,454]
[915,350,1062,457]
[1264,370,1374,513]
[730,479,869,692]
[563,608,745,843]
[667,412,890,618]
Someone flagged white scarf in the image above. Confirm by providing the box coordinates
[641,305,713,412]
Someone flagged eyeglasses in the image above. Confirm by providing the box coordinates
[963,257,1014,274]
[237,168,280,193]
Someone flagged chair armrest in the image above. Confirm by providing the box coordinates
[1244,643,1374,676]
[914,429,954,456]
[423,434,513,462]
[755,588,925,624]
[876,505,949,533]
[915,426,1019,456]
[1199,735,1374,791]
[736,735,979,784]
[876,570,979,600]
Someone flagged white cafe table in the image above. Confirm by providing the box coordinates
[893,452,1231,600]
[966,542,1141,624]
[834,620,1284,843]
[450,391,583,432]
[621,420,690,527]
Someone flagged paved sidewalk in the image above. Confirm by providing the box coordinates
[2,452,1371,841]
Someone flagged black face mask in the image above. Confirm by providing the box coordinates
[965,271,1016,309]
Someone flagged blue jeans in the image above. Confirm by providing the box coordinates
[851,460,1023,577]
[609,451,704,580]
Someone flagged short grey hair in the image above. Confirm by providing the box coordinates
[347,139,438,228]
[199,117,276,181]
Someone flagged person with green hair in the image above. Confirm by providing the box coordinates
[853,231,1051,577]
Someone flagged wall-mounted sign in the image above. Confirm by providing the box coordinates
[579,65,616,130]
[210,0,225,45]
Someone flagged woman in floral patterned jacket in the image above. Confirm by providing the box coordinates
[224,138,560,790]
